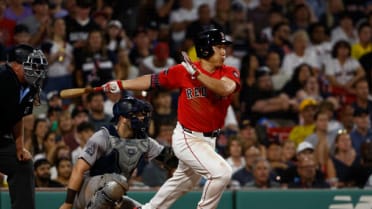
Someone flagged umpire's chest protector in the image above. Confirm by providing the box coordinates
[90,130,149,179]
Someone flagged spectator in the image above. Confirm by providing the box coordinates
[350,108,372,156]
[30,118,49,156]
[184,3,223,52]
[281,30,320,77]
[231,145,261,187]
[359,49,372,93]
[114,48,139,81]
[351,78,372,122]
[73,29,114,87]
[33,131,57,163]
[268,22,292,62]
[238,119,266,156]
[287,155,330,188]
[305,110,337,181]
[266,140,287,181]
[0,1,16,47]
[65,0,99,49]
[245,157,281,189]
[86,92,112,131]
[318,100,343,133]
[71,122,95,165]
[103,92,122,117]
[225,136,245,173]
[338,104,355,133]
[281,141,323,186]
[4,0,33,22]
[351,22,372,60]
[319,0,344,29]
[261,9,286,42]
[12,24,31,46]
[246,0,272,37]
[49,144,71,179]
[149,88,177,137]
[169,0,197,51]
[42,18,74,95]
[354,140,372,188]
[213,0,232,35]
[92,11,109,30]
[325,40,365,94]
[241,69,296,126]
[46,91,63,109]
[296,76,326,102]
[289,98,317,146]
[53,157,72,186]
[330,12,358,45]
[139,42,176,75]
[34,158,63,187]
[281,140,296,166]
[308,22,332,68]
[266,51,289,91]
[105,20,132,61]
[49,0,69,18]
[62,106,89,151]
[19,0,50,46]
[331,129,360,188]
[58,111,75,149]
[289,4,314,32]
[281,63,314,98]
[129,28,152,67]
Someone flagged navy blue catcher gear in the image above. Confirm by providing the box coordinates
[194,28,232,59]
[112,96,152,138]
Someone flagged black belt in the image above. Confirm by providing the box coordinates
[181,125,221,138]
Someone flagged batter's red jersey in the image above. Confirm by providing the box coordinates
[156,61,240,132]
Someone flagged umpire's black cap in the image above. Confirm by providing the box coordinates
[7,44,34,64]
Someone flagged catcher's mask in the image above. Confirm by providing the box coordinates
[23,49,48,88]
[112,96,153,138]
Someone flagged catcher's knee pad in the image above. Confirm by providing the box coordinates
[87,175,129,209]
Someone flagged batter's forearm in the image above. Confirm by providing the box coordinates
[197,73,236,96]
[121,75,152,91]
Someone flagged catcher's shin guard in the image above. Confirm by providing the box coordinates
[87,181,127,209]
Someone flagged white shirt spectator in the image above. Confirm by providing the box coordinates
[331,27,358,45]
[226,157,245,173]
[140,56,176,74]
[48,42,74,77]
[225,55,241,70]
[324,57,361,85]
[281,48,320,77]
[309,42,332,67]
[169,7,197,42]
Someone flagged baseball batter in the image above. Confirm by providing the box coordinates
[103,28,240,209]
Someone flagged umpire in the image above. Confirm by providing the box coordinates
[0,44,48,209]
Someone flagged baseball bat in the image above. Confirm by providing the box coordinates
[59,87,103,99]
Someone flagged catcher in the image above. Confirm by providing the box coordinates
[59,96,178,209]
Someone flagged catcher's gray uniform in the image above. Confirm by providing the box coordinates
[73,125,164,209]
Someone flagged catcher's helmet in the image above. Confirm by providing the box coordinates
[112,96,153,138]
[7,44,34,64]
[194,28,232,59]
[23,48,48,88]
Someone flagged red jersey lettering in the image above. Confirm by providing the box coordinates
[157,61,240,132]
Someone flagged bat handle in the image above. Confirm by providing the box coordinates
[93,86,103,92]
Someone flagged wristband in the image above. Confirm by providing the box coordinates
[117,80,124,90]
[65,188,77,204]
[194,70,200,77]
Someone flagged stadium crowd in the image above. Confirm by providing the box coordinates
[0,0,372,190]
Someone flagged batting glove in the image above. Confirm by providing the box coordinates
[102,80,124,93]
[181,61,200,77]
